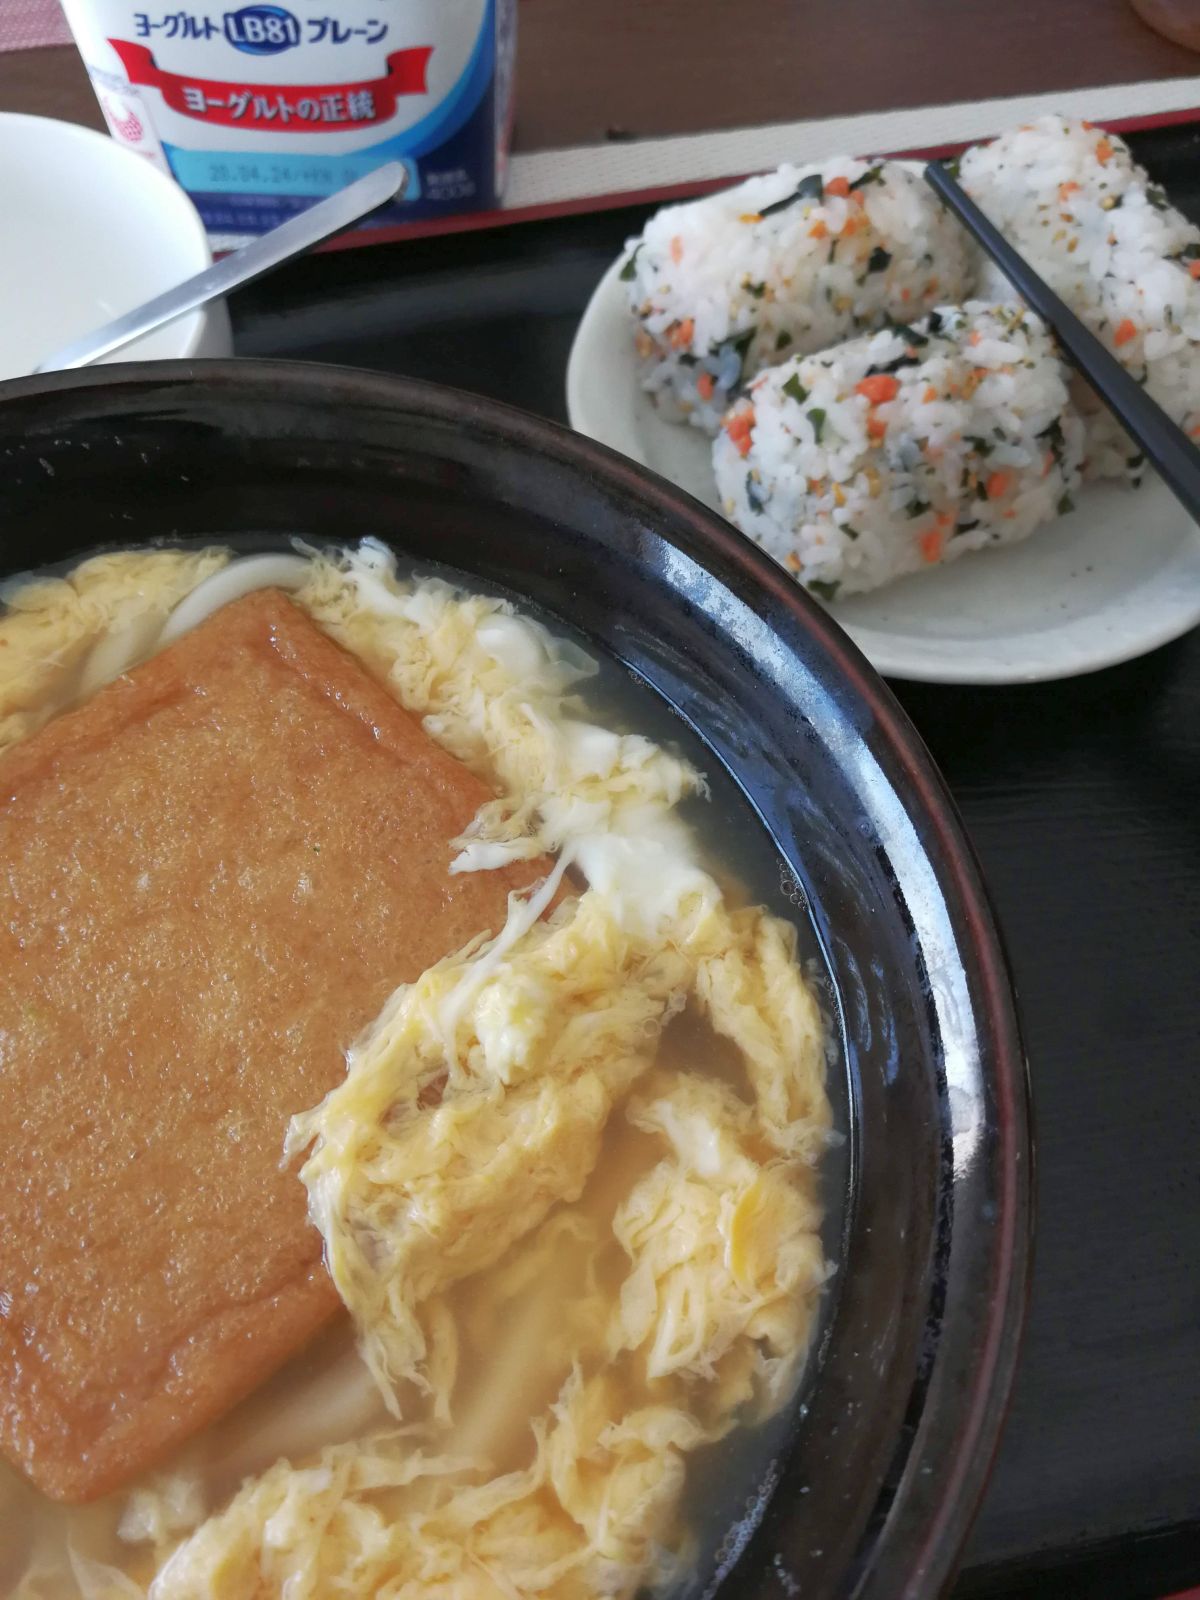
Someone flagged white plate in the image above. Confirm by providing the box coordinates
[566,253,1200,684]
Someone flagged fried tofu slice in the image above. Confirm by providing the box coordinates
[0,588,548,1502]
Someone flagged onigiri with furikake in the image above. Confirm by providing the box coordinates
[622,157,975,434]
[960,114,1200,480]
[713,302,1084,598]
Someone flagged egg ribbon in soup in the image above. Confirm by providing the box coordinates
[1,542,832,1600]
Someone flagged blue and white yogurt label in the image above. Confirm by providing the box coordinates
[60,0,516,238]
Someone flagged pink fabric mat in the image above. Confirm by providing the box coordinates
[0,0,73,52]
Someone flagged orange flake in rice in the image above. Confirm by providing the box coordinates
[725,409,755,457]
[855,374,899,404]
[919,515,953,563]
[986,470,1012,500]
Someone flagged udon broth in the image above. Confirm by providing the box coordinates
[0,541,841,1599]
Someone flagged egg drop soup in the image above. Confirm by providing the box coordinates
[0,542,836,1600]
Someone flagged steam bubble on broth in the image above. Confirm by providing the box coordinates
[1,542,835,1600]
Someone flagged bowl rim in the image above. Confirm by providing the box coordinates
[0,357,1033,1597]
[0,112,216,363]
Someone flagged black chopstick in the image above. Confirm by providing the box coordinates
[925,159,1200,522]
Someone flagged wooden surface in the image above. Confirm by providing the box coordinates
[1,0,1197,155]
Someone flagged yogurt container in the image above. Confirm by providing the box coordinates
[59,0,516,240]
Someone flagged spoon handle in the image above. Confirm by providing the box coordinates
[33,160,408,374]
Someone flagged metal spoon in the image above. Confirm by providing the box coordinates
[32,160,408,374]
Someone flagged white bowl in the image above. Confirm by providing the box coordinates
[0,113,231,380]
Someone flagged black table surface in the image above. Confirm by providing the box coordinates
[230,124,1200,1600]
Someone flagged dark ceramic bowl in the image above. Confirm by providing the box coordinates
[0,361,1031,1599]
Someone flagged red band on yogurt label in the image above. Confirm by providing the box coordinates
[108,37,433,130]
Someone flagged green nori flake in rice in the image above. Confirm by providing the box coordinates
[905,498,931,519]
[807,407,827,443]
[1057,492,1075,515]
[775,330,793,351]
[841,525,860,539]
[782,373,809,404]
[1039,418,1065,461]
[867,352,922,375]
[1128,452,1145,471]
[746,474,766,512]
[1148,185,1169,211]
[758,171,824,218]
[619,244,643,281]
[866,246,892,274]
[966,435,995,456]
[927,310,945,335]
[678,353,698,367]
[887,320,930,347]
[849,164,885,191]
[974,479,989,502]
[954,519,980,537]
[747,281,768,299]
[808,579,840,601]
